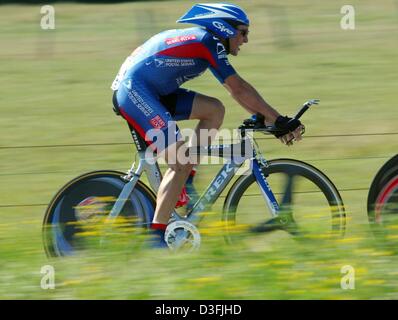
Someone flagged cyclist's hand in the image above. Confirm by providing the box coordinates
[279,125,304,146]
[274,116,303,146]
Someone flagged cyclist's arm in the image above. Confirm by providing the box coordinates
[224,73,280,124]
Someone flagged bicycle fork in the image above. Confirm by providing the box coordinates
[251,159,299,234]
[252,159,279,217]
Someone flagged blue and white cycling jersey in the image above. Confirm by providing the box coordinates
[111,27,236,152]
[111,27,236,94]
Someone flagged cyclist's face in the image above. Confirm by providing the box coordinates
[229,25,249,56]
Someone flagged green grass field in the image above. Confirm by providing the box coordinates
[0,0,397,299]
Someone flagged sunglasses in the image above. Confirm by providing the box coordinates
[237,29,249,37]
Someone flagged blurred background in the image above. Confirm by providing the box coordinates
[0,0,397,299]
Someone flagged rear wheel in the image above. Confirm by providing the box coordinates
[223,159,346,242]
[42,171,156,257]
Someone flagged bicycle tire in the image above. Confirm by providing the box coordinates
[222,159,346,241]
[42,170,157,257]
[367,154,398,230]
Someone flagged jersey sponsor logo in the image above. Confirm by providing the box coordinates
[155,59,164,67]
[165,35,197,46]
[155,58,195,68]
[212,21,234,36]
[126,89,154,117]
[150,115,166,129]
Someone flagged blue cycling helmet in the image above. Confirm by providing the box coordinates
[177,3,249,39]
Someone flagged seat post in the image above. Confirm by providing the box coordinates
[127,123,148,152]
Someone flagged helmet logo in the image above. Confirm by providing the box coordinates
[212,21,234,35]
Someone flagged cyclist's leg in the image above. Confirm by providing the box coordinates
[160,89,196,208]
[188,92,225,148]
[115,84,195,229]
[160,88,225,147]
[184,92,225,208]
[153,90,225,224]
[116,84,225,229]
[152,89,198,223]
[160,90,223,208]
[115,80,191,231]
[154,140,195,224]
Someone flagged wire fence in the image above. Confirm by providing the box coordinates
[0,131,396,209]
[1,132,398,150]
[0,131,396,177]
[0,187,372,209]
[0,155,392,178]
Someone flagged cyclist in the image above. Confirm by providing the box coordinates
[111,3,304,247]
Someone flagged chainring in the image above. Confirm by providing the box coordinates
[164,220,201,252]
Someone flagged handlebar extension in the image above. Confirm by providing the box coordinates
[239,99,320,135]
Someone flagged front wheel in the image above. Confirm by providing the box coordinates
[222,159,346,241]
[42,170,157,257]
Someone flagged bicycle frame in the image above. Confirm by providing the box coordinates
[106,131,281,226]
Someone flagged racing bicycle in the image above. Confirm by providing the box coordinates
[42,99,346,255]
